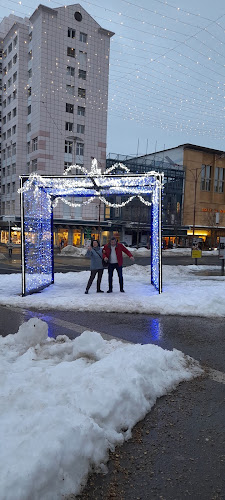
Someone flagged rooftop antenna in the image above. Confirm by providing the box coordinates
[146,138,149,156]
[136,138,140,156]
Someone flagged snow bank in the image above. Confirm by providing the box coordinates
[0,264,224,318]
[0,319,202,500]
[59,245,87,257]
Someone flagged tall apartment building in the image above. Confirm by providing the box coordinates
[0,4,114,247]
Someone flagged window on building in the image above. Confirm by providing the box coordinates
[3,99,6,108]
[27,142,30,154]
[27,123,31,133]
[78,105,86,116]
[12,143,16,156]
[7,183,10,194]
[79,32,87,42]
[65,140,72,154]
[28,87,31,97]
[3,116,6,125]
[12,163,16,174]
[13,36,17,47]
[28,68,32,78]
[2,168,5,177]
[78,87,86,98]
[201,165,211,192]
[79,51,87,65]
[67,66,75,76]
[7,112,11,121]
[66,84,75,95]
[8,77,12,88]
[6,201,11,214]
[2,185,5,194]
[68,28,75,38]
[13,53,17,64]
[67,47,75,58]
[78,69,86,80]
[32,137,38,151]
[76,142,84,156]
[77,124,85,134]
[12,125,16,135]
[13,89,17,99]
[13,71,17,83]
[7,145,11,158]
[214,167,224,193]
[12,182,15,192]
[8,43,12,53]
[8,60,12,70]
[3,66,7,75]
[28,50,32,61]
[7,165,11,176]
[29,32,32,41]
[7,129,11,138]
[3,132,6,141]
[7,95,11,105]
[28,105,31,115]
[12,107,17,117]
[66,103,74,113]
[64,162,72,171]
[32,159,37,171]
[65,122,73,131]
[3,149,6,160]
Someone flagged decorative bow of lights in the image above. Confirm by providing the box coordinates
[19,158,163,209]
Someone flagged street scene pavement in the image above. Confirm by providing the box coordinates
[0,245,225,499]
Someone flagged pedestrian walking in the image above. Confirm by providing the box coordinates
[85,239,104,294]
[7,239,13,259]
[103,236,134,293]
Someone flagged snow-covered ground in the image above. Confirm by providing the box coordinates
[0,318,202,500]
[0,263,224,317]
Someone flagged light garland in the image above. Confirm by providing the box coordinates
[99,195,136,207]
[52,196,96,208]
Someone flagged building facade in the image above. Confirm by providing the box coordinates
[106,144,225,248]
[0,4,113,247]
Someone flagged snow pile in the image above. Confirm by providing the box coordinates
[0,319,202,500]
[60,245,87,257]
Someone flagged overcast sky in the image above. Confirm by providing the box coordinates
[1,0,225,156]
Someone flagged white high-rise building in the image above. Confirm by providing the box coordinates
[0,4,113,246]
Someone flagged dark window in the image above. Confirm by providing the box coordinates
[74,11,82,21]
[78,87,86,98]
[67,47,75,58]
[77,106,85,116]
[68,28,75,38]
[66,103,74,113]
[78,69,86,80]
[65,122,73,131]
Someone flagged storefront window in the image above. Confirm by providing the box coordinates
[73,230,81,246]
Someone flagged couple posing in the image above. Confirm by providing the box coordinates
[85,236,134,294]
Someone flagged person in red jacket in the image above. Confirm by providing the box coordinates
[103,236,134,293]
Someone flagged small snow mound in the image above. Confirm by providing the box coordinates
[60,245,86,257]
[15,318,48,346]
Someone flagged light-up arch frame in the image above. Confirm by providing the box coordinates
[20,170,163,296]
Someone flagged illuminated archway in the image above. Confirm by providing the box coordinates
[20,161,163,296]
